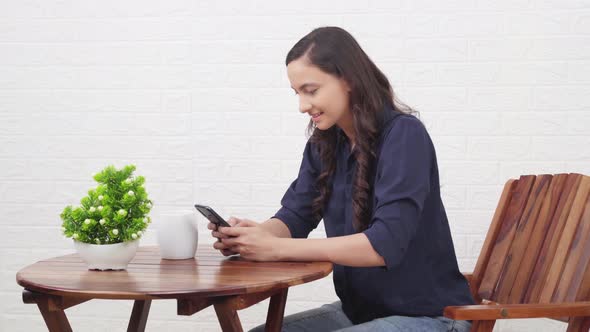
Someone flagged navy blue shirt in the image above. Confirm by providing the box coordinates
[272,106,474,324]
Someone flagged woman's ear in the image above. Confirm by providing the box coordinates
[341,78,352,93]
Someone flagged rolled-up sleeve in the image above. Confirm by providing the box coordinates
[363,116,432,270]
[272,140,322,238]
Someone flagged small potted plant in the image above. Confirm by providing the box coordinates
[60,164,153,270]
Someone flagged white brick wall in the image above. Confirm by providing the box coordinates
[1,1,589,331]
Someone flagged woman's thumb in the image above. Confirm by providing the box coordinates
[227,216,240,226]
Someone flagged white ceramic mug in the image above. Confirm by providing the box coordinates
[156,210,199,259]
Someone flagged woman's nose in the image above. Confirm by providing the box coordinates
[299,98,312,113]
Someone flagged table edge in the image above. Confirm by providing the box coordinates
[16,263,333,300]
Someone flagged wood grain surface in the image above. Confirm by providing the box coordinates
[17,245,333,300]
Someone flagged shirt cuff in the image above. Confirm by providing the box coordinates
[271,206,312,239]
[363,221,403,270]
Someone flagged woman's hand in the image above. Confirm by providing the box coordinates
[208,217,240,256]
[217,218,281,261]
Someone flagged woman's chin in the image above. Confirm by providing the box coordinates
[315,122,333,131]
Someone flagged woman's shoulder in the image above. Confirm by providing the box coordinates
[376,112,436,167]
[381,113,429,143]
[376,113,436,173]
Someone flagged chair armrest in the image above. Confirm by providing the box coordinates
[444,302,590,320]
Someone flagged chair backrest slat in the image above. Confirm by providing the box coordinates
[562,198,590,302]
[572,235,590,304]
[478,175,535,300]
[495,175,553,304]
[524,173,583,303]
[538,176,590,303]
[546,176,590,303]
[470,180,516,302]
[507,174,569,304]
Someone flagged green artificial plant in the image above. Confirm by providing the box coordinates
[60,164,153,245]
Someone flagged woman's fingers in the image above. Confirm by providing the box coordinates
[213,240,231,250]
[210,217,252,258]
[228,216,242,226]
[214,241,238,256]
[236,219,257,227]
[211,218,242,256]
[211,230,230,239]
[221,236,240,247]
[221,249,235,256]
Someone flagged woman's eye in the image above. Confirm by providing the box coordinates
[307,89,318,95]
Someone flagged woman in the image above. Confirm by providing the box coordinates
[209,26,474,332]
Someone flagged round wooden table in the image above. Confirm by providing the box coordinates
[16,245,333,332]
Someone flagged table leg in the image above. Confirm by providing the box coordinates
[127,300,152,332]
[214,299,243,332]
[22,290,72,332]
[264,288,288,332]
[37,301,73,332]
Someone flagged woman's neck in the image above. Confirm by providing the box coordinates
[337,112,355,146]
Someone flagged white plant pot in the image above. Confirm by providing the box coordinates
[74,239,140,270]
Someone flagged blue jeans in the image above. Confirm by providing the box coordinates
[250,301,471,332]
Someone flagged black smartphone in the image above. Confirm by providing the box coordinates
[194,204,232,228]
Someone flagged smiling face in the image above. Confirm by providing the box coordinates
[287,57,353,134]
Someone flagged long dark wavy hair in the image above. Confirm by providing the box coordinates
[286,26,416,232]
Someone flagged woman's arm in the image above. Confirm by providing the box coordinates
[278,233,385,267]
[219,223,385,267]
[260,218,292,238]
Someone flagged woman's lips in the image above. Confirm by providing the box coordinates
[311,112,324,122]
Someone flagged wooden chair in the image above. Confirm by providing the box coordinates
[444,174,590,331]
